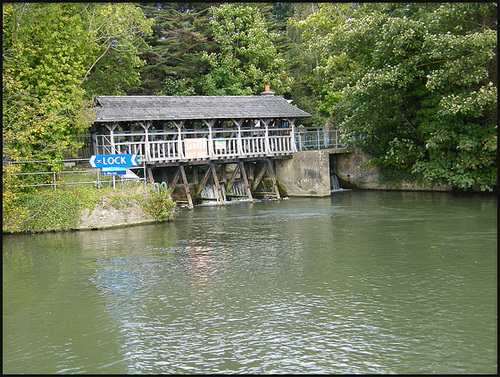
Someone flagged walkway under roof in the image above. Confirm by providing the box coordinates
[92,95,312,123]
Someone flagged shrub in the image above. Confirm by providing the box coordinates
[139,185,176,221]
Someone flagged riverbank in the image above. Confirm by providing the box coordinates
[2,184,176,234]
[4,164,495,235]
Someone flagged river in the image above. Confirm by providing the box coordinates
[2,191,497,374]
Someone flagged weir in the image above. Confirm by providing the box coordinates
[200,181,249,203]
[331,174,341,191]
[149,158,282,208]
[88,94,353,208]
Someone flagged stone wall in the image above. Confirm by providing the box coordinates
[275,150,331,196]
[275,148,452,196]
[335,148,452,191]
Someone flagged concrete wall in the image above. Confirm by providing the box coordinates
[275,150,332,196]
[275,148,452,196]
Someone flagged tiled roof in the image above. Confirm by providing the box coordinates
[93,95,311,122]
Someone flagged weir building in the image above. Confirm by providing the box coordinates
[89,90,313,207]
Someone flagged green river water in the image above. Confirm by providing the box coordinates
[3,190,497,374]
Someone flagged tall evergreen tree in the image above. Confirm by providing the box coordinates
[132,3,214,95]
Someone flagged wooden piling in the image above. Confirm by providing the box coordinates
[239,161,254,201]
[179,165,194,209]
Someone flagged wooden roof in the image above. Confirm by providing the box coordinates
[93,95,311,122]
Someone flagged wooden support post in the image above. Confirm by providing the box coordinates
[239,161,254,201]
[248,162,254,181]
[174,121,184,159]
[168,167,181,191]
[161,168,168,185]
[196,165,212,196]
[262,118,271,155]
[147,167,155,184]
[221,163,227,182]
[266,159,281,199]
[210,163,225,206]
[289,118,298,152]
[179,165,194,209]
[252,162,268,191]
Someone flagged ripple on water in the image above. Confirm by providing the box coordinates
[2,193,497,374]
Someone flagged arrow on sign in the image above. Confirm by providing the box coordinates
[89,154,138,168]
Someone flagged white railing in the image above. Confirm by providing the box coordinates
[92,127,348,163]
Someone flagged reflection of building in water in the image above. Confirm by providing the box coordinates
[186,239,219,307]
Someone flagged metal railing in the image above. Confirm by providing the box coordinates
[4,158,146,190]
[4,128,350,191]
[295,129,348,151]
[92,127,347,163]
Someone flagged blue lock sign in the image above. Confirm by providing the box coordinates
[89,154,138,168]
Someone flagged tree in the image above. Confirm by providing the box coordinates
[286,3,325,126]
[3,3,94,165]
[131,3,214,95]
[79,3,154,96]
[2,3,153,166]
[297,3,497,191]
[199,3,293,95]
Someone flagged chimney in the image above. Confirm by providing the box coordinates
[260,84,274,96]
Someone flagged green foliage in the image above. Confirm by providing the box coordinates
[17,188,88,232]
[79,3,153,96]
[2,183,178,233]
[132,3,213,95]
[296,3,497,191]
[139,185,176,221]
[199,3,293,95]
[2,164,29,233]
[2,3,152,165]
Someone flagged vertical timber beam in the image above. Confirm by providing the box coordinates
[248,162,254,181]
[174,121,184,159]
[193,165,199,185]
[221,163,227,182]
[210,162,225,206]
[179,164,194,209]
[161,167,168,184]
[289,118,298,152]
[232,119,244,157]
[203,119,216,158]
[105,123,118,154]
[266,158,281,199]
[226,163,240,193]
[239,161,254,202]
[147,166,155,184]
[139,121,152,162]
[261,118,271,155]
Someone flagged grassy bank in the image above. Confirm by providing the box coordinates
[2,183,177,234]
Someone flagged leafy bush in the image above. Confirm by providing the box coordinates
[139,184,176,221]
[21,189,83,232]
